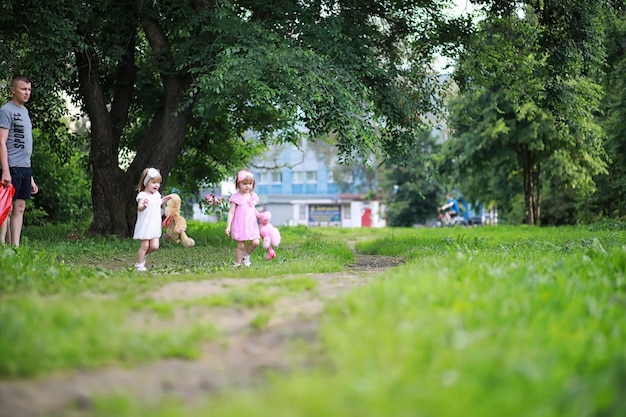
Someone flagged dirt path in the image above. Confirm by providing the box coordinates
[0,254,403,417]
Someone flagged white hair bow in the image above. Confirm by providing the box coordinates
[143,168,160,185]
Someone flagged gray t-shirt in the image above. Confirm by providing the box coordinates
[0,100,33,168]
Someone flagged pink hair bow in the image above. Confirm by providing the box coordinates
[237,170,251,182]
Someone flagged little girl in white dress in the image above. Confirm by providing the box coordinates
[133,167,173,271]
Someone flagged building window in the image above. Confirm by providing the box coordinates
[293,170,316,183]
[270,171,282,183]
[306,171,317,183]
[299,204,306,219]
[259,171,282,184]
[258,172,269,184]
[328,171,335,183]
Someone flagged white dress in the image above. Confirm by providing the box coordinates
[133,191,163,240]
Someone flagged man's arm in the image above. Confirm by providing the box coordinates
[0,127,10,187]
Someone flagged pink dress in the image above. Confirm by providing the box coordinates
[229,191,260,241]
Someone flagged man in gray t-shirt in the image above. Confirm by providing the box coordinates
[0,75,39,246]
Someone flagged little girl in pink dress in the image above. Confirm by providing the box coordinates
[225,169,260,266]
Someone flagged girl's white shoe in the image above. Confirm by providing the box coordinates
[135,263,147,272]
[242,254,251,267]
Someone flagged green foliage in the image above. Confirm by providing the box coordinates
[2,0,467,235]
[383,129,444,226]
[446,2,608,225]
[198,193,230,222]
[30,130,92,224]
[587,6,626,219]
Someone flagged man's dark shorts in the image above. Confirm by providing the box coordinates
[0,167,32,201]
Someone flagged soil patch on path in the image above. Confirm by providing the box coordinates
[0,253,403,417]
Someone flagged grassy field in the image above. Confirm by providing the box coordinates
[1,221,626,416]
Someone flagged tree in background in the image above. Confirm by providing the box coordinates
[443,1,608,225]
[585,4,626,220]
[383,129,443,227]
[0,0,464,236]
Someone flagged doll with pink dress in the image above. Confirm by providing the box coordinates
[224,169,261,267]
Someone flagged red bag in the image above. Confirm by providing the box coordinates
[0,184,15,226]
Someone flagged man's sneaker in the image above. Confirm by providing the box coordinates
[242,254,251,267]
[135,262,147,272]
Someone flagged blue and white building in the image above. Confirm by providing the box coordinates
[193,139,386,227]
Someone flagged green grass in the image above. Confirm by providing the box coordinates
[0,296,217,377]
[1,222,352,295]
[0,221,350,378]
[160,226,624,417]
[3,221,626,416]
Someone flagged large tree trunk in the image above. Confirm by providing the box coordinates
[78,13,194,236]
[84,83,192,236]
[76,50,129,236]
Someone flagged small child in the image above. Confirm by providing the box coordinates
[133,167,172,271]
[225,169,260,267]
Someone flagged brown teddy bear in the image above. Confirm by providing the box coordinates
[162,193,195,247]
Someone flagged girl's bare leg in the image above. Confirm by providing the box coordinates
[235,240,246,264]
[241,238,260,266]
[137,240,150,264]
[246,238,260,255]
[146,237,160,256]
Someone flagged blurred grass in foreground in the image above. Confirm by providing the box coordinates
[2,222,626,416]
[166,225,625,417]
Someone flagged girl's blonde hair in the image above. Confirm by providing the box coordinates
[137,167,162,191]
[235,169,255,190]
